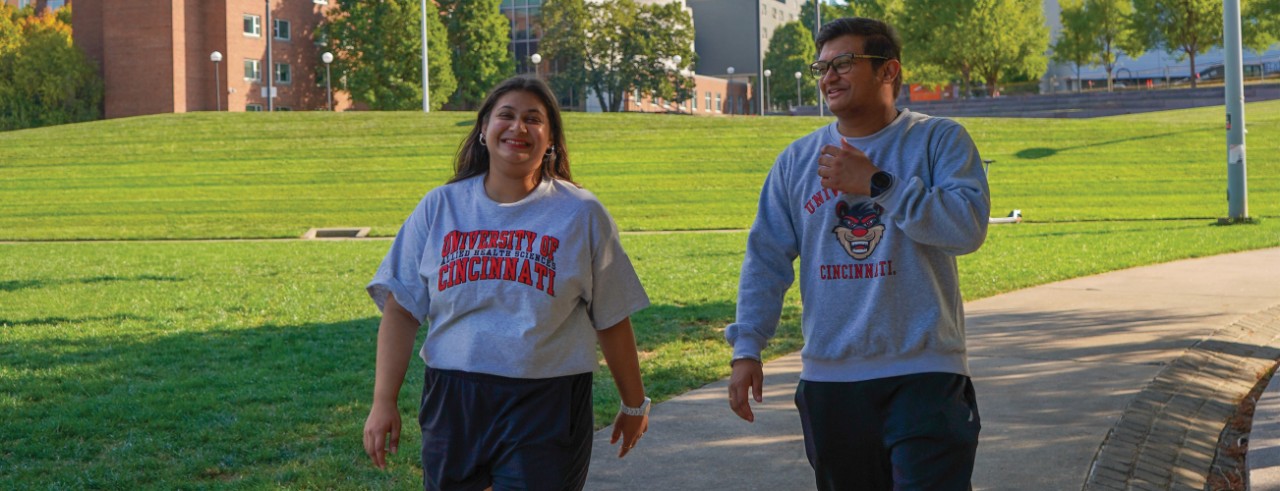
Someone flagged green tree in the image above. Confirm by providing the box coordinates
[1132,0,1222,88]
[967,0,1048,97]
[1087,0,1147,91]
[0,7,102,131]
[439,0,513,109]
[319,0,455,110]
[763,21,818,109]
[542,0,695,112]
[899,0,1046,97]
[540,0,592,108]
[1243,0,1280,54]
[1052,0,1100,91]
[801,0,849,34]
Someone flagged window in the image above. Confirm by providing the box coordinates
[692,92,698,111]
[244,59,261,81]
[243,15,261,37]
[275,107,292,111]
[715,93,722,112]
[275,63,291,84]
[705,91,711,112]
[246,104,264,112]
[274,19,290,41]
[313,0,327,4]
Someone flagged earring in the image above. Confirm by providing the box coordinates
[545,145,555,157]
[478,133,487,146]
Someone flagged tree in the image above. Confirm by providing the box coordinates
[899,0,1046,97]
[0,6,102,131]
[1243,0,1280,54]
[540,0,591,107]
[967,0,1048,97]
[1086,0,1147,91]
[1132,0,1222,88]
[541,0,695,112]
[439,0,514,109]
[319,0,455,110]
[763,21,818,109]
[1051,0,1099,92]
[801,0,850,34]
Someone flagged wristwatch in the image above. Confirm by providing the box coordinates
[620,396,651,417]
[870,170,894,197]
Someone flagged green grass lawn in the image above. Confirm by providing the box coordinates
[2,101,1277,240]
[3,102,1280,488]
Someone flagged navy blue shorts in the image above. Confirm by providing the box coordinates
[418,366,593,491]
[795,372,981,491]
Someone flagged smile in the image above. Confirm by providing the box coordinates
[501,139,532,148]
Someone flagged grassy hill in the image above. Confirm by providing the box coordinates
[2,104,1280,488]
[2,102,1277,240]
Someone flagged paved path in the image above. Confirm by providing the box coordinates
[587,247,1280,490]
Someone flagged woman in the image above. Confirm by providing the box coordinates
[362,77,651,490]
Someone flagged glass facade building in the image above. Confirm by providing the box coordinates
[500,0,543,75]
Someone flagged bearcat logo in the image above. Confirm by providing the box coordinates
[832,201,885,260]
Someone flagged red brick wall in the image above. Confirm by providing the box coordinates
[102,0,176,118]
[73,0,351,118]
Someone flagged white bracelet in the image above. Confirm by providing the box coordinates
[620,396,651,417]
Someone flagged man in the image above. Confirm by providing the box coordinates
[725,17,990,490]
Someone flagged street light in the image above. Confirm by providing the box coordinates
[672,55,683,112]
[530,52,542,79]
[763,69,772,115]
[794,71,802,111]
[210,51,222,111]
[727,66,735,116]
[321,51,334,111]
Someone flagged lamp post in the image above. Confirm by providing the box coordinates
[321,51,333,111]
[726,66,735,116]
[763,69,771,115]
[530,52,542,79]
[672,54,683,112]
[794,71,802,112]
[420,0,430,112]
[265,0,274,111]
[210,51,222,111]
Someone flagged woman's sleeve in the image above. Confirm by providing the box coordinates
[367,198,432,325]
[586,204,650,330]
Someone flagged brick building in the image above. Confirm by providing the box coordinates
[73,0,349,119]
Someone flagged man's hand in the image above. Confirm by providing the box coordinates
[609,412,650,458]
[817,138,879,195]
[727,359,764,422]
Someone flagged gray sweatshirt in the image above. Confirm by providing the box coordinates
[725,109,990,382]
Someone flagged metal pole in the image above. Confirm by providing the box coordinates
[421,0,430,113]
[1224,0,1249,220]
[326,64,332,111]
[815,1,823,117]
[265,0,274,111]
[214,60,221,111]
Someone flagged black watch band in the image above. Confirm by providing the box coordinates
[870,171,894,197]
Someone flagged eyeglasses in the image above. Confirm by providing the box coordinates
[808,53,889,78]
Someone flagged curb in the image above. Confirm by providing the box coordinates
[1085,304,1280,490]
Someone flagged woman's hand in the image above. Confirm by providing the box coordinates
[363,402,401,469]
[609,412,649,458]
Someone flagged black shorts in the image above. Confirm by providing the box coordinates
[418,366,593,491]
[795,372,981,491]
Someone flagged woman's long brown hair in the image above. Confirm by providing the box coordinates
[449,77,573,185]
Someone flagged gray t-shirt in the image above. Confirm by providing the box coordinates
[368,175,649,379]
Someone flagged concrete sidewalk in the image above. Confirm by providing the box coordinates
[586,247,1280,490]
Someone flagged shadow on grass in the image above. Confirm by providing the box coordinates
[1,299,801,488]
[0,274,183,293]
[0,316,413,488]
[1015,128,1204,160]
